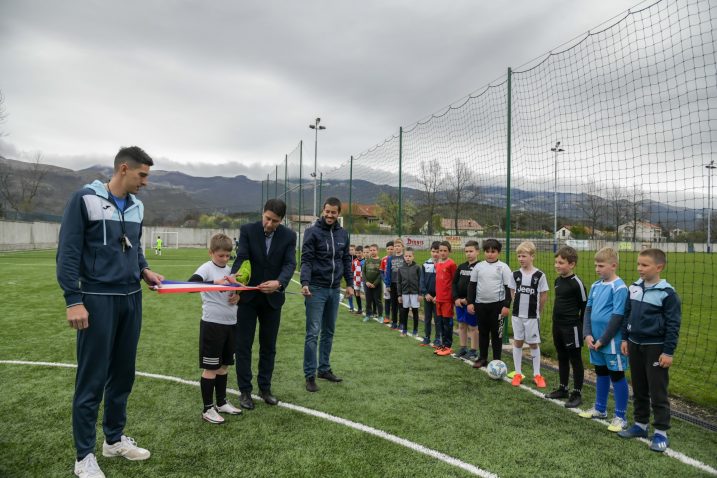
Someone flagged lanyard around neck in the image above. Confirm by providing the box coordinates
[106,183,127,236]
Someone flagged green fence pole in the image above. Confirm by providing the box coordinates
[274,165,278,198]
[348,155,354,238]
[284,154,289,224]
[298,140,303,266]
[260,180,265,215]
[398,126,403,237]
[504,67,512,345]
[266,174,270,203]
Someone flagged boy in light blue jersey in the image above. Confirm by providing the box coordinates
[579,247,630,433]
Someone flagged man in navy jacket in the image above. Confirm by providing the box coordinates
[230,199,296,409]
[57,146,164,478]
[300,197,354,392]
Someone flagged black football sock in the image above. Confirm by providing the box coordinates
[215,373,228,406]
[201,377,215,412]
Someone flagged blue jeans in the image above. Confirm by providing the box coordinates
[303,286,340,378]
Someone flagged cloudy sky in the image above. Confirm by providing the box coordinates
[0,0,647,178]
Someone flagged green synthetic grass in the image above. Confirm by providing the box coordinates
[0,249,715,478]
[401,248,717,407]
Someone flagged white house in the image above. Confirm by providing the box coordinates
[556,226,572,240]
[618,221,662,242]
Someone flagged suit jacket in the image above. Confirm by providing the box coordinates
[230,221,297,310]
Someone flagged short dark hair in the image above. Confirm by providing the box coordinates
[555,246,578,264]
[323,197,342,212]
[430,241,441,250]
[464,240,479,250]
[114,146,153,172]
[405,247,414,253]
[386,241,394,248]
[356,245,363,252]
[639,248,667,265]
[439,241,452,252]
[370,243,379,249]
[264,198,286,218]
[482,238,502,252]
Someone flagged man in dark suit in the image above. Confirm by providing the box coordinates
[230,199,296,409]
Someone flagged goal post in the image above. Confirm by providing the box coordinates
[147,231,179,253]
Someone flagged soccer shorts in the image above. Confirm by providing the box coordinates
[589,349,628,371]
[401,294,419,308]
[552,323,582,350]
[435,301,454,318]
[512,316,541,344]
[199,321,236,370]
[455,305,477,327]
[383,287,391,300]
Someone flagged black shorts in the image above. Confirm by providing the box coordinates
[199,321,236,370]
[552,322,583,351]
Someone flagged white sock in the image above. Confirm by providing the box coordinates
[654,429,667,438]
[513,347,523,375]
[531,347,541,376]
[636,422,648,430]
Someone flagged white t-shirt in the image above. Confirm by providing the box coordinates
[469,260,512,304]
[193,261,238,325]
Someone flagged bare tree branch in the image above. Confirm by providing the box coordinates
[0,90,7,137]
[416,160,444,235]
[445,158,479,234]
[577,180,605,239]
[0,152,47,213]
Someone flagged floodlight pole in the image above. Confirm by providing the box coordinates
[309,117,326,218]
[707,160,716,253]
[551,142,565,253]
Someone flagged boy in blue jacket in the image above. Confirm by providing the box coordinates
[618,249,681,453]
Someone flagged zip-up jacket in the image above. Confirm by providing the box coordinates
[419,259,436,296]
[622,278,681,356]
[397,262,421,295]
[300,217,352,289]
[56,180,149,307]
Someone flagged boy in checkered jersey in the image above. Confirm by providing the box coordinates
[508,241,549,389]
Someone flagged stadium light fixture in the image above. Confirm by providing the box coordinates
[707,160,716,253]
[551,141,565,253]
[309,117,327,218]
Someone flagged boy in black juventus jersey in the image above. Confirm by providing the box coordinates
[546,246,587,407]
[508,241,549,388]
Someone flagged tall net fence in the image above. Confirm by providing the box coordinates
[266,0,716,408]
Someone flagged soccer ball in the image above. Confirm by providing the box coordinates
[487,360,508,380]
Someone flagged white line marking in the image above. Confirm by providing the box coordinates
[452,357,717,476]
[0,360,497,478]
[278,276,716,475]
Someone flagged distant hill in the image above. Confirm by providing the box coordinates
[0,156,703,230]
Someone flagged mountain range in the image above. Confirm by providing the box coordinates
[0,156,704,230]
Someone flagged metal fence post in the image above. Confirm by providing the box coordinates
[398,126,403,237]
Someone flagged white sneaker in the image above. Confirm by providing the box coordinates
[102,435,151,461]
[578,407,608,419]
[216,401,242,415]
[607,416,628,432]
[202,406,225,424]
[74,453,105,478]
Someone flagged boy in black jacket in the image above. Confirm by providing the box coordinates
[397,247,421,336]
[452,240,479,361]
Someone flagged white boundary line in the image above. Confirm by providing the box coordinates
[290,276,717,475]
[0,360,497,478]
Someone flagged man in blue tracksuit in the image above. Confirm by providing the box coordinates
[57,146,164,478]
[300,197,354,392]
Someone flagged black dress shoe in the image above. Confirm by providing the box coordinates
[317,370,343,382]
[306,377,319,392]
[239,391,255,410]
[259,389,279,406]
